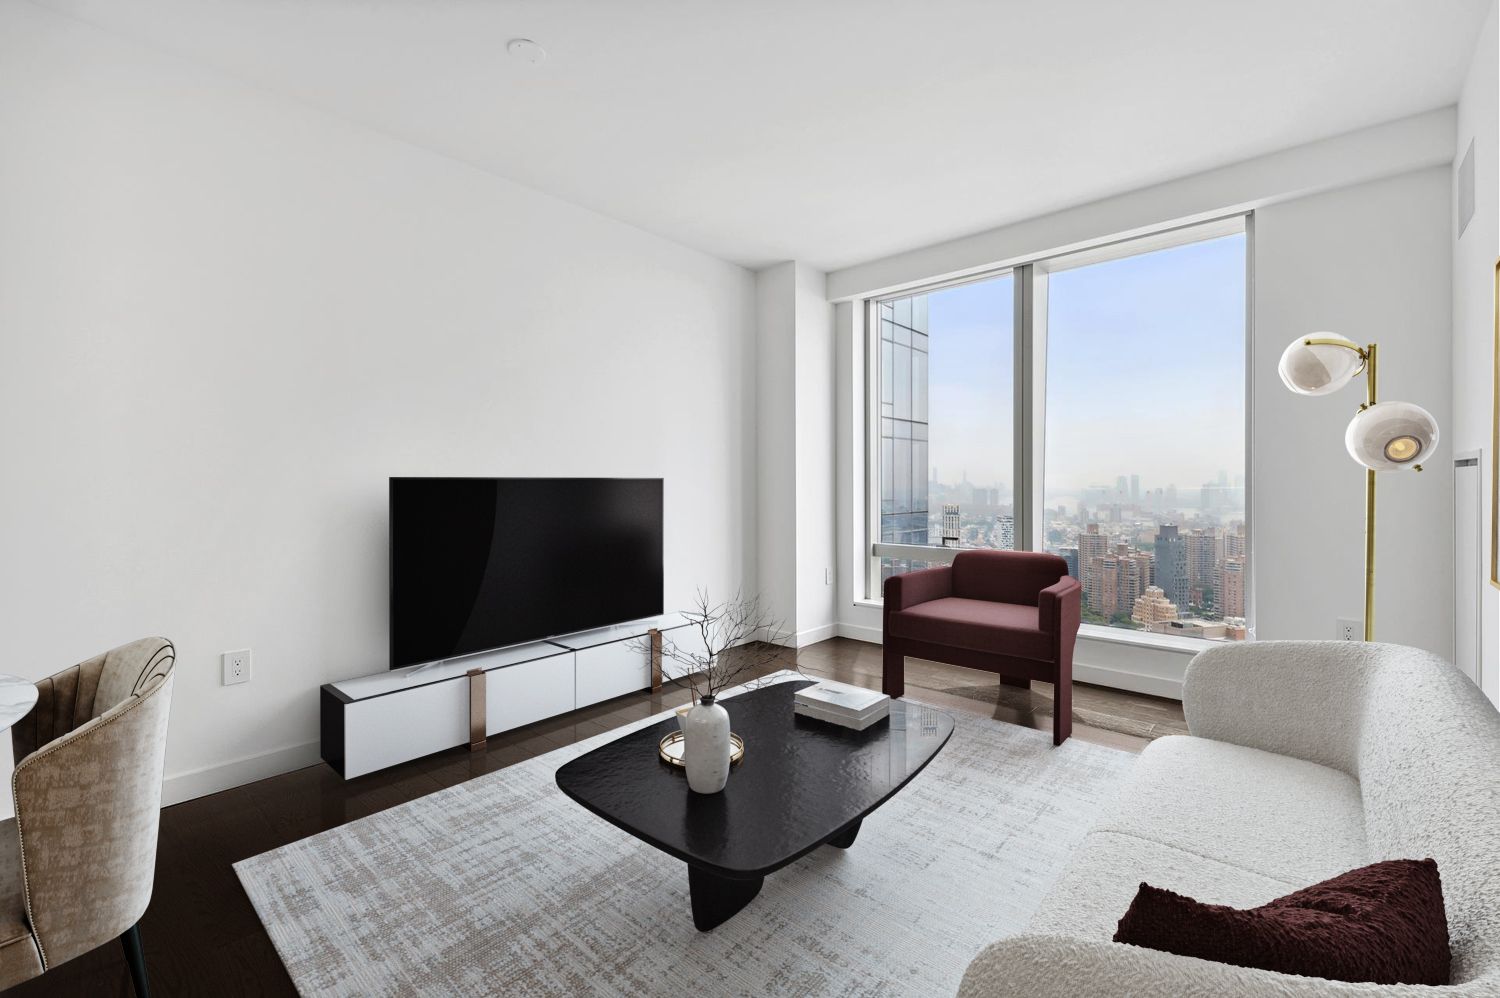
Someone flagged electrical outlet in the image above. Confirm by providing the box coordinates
[1336,619,1361,642]
[825,567,833,585]
[222,649,251,686]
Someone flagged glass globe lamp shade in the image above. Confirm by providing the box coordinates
[1278,333,1362,395]
[1344,401,1439,471]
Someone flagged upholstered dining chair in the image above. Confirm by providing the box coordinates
[1,637,175,997]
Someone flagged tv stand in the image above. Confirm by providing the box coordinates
[320,613,698,779]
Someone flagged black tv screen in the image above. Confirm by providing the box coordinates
[389,477,663,669]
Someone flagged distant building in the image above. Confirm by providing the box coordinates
[1131,585,1179,626]
[996,513,1015,550]
[1146,616,1248,641]
[1130,474,1140,504]
[1085,543,1153,617]
[1096,553,1120,614]
[1116,546,1154,615]
[1059,546,1079,580]
[1154,524,1189,610]
[941,504,961,546]
[1185,528,1209,584]
[1078,524,1110,613]
[1225,522,1246,560]
[1219,556,1246,617]
[1186,529,1220,603]
[1147,618,1227,639]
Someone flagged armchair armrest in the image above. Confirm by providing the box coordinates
[1037,575,1081,637]
[882,565,952,611]
[957,935,1425,998]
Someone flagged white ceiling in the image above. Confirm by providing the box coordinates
[36,0,1489,271]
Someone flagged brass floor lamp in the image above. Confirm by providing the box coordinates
[1279,334,1440,640]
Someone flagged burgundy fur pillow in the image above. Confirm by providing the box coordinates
[1113,859,1450,985]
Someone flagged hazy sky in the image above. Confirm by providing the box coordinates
[926,274,1013,489]
[924,233,1246,494]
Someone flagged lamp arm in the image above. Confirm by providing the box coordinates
[1302,337,1370,363]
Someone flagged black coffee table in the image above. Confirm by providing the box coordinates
[555,679,954,930]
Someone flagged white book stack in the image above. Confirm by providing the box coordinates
[793,680,891,731]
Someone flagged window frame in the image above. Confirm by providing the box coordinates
[865,267,1022,599]
[864,214,1253,641]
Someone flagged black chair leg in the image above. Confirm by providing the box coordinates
[120,922,149,998]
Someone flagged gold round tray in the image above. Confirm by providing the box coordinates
[658,731,745,768]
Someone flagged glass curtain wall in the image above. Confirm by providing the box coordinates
[877,274,1014,581]
[870,221,1248,641]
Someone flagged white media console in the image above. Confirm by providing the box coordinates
[320,613,703,778]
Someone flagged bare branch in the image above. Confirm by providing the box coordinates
[630,589,794,700]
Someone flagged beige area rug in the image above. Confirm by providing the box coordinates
[235,674,1135,997]
[938,681,1189,741]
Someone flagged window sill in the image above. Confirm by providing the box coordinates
[1076,623,1216,656]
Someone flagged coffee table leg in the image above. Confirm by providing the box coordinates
[687,865,763,931]
[827,818,862,849]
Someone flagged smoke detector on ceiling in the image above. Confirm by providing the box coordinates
[507,39,547,65]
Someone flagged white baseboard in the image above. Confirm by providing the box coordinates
[760,628,797,648]
[836,622,882,644]
[794,623,839,648]
[162,740,322,807]
[1072,662,1184,701]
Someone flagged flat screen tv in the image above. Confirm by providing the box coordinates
[389,477,663,669]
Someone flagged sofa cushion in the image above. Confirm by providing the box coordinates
[1030,830,1296,941]
[1090,735,1366,887]
[886,598,1049,660]
[1113,858,1451,986]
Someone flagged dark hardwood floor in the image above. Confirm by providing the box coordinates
[4,637,1183,997]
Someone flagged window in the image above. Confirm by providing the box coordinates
[875,274,1014,583]
[868,219,1249,642]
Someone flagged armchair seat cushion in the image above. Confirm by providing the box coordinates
[887,597,1050,661]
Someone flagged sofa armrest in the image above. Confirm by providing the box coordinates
[1037,575,1080,638]
[957,935,1437,998]
[1180,641,1404,776]
[882,565,952,611]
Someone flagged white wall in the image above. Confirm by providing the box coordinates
[756,263,798,637]
[827,115,1460,694]
[829,109,1456,302]
[1254,169,1453,656]
[1452,0,1500,704]
[0,2,757,801]
[794,266,837,644]
[756,261,836,645]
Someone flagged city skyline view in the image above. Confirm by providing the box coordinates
[878,228,1248,638]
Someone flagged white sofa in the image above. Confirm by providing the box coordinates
[957,641,1500,997]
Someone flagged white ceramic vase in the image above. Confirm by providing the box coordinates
[682,696,731,794]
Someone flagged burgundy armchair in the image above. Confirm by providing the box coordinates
[883,550,1081,745]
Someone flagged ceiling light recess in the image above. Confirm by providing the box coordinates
[507,38,546,65]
